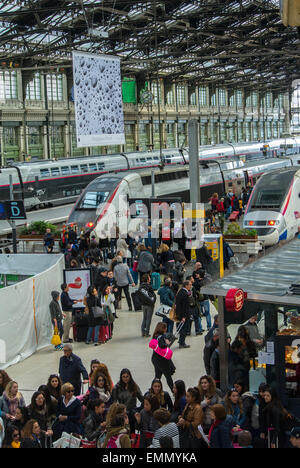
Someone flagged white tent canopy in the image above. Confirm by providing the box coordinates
[0,254,64,369]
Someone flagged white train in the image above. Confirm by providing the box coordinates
[1,137,300,210]
[243,167,300,246]
[67,152,300,235]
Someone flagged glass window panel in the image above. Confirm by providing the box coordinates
[61,166,70,175]
[199,87,207,106]
[71,165,79,174]
[151,82,161,104]
[51,167,60,176]
[236,90,243,107]
[40,168,50,178]
[47,73,63,101]
[80,164,88,173]
[89,163,97,172]
[218,89,226,106]
[176,84,186,106]
[0,71,17,99]
[26,73,41,100]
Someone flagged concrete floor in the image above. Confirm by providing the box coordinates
[7,298,208,404]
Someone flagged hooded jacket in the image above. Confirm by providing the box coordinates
[49,291,63,325]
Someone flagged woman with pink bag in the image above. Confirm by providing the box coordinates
[150,323,176,393]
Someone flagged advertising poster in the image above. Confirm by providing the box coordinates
[63,269,91,308]
[72,51,125,147]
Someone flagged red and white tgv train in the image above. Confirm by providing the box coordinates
[67,154,300,236]
[244,167,300,246]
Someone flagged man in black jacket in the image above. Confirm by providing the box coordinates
[175,279,192,349]
[61,283,78,343]
[59,344,89,396]
[138,273,157,337]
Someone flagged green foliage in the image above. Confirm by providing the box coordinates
[225,222,257,237]
[21,221,59,236]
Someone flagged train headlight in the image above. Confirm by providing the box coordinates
[247,221,255,226]
[86,222,95,228]
[267,220,276,226]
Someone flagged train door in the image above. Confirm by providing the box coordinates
[244,170,254,188]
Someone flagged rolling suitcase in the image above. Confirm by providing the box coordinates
[229,211,240,222]
[151,272,161,291]
[131,291,142,311]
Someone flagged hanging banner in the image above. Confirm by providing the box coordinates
[72,51,125,147]
[63,269,91,308]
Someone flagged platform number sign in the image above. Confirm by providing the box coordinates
[3,201,27,220]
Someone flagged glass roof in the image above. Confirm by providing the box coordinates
[0,0,297,92]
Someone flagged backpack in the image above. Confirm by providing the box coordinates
[107,434,123,448]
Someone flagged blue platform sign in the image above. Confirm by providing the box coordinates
[1,201,27,220]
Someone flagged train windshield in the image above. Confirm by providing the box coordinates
[77,191,109,209]
[248,170,296,212]
[250,189,285,209]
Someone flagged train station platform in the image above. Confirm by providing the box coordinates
[6,303,208,404]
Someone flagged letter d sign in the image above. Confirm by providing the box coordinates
[11,203,20,218]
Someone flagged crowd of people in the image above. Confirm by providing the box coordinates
[0,357,299,449]
[1,188,299,449]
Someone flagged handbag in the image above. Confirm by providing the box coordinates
[133,261,138,272]
[51,327,61,346]
[92,305,105,319]
[169,304,180,323]
[155,304,172,318]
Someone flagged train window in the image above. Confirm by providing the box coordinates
[80,164,88,173]
[237,181,242,185]
[61,166,70,175]
[154,157,159,161]
[89,163,97,172]
[78,191,110,209]
[71,165,79,174]
[140,158,146,163]
[40,168,50,178]
[97,163,105,171]
[51,167,60,177]
[228,182,233,187]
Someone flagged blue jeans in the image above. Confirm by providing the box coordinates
[189,308,203,334]
[56,320,64,339]
[163,316,174,334]
[201,300,211,329]
[86,325,100,343]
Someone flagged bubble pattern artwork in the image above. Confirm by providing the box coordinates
[73,52,125,147]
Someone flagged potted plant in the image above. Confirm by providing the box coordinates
[224,223,257,241]
[19,221,60,239]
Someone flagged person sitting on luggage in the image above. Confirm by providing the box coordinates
[138,274,157,337]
